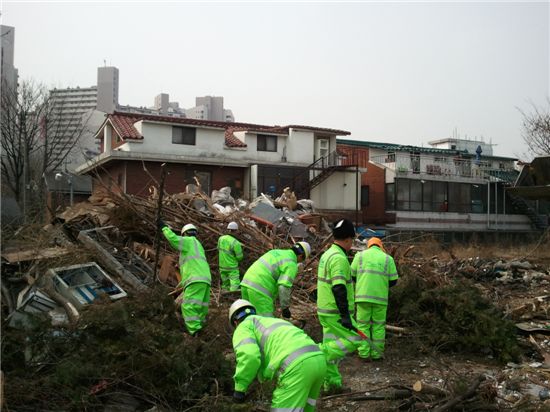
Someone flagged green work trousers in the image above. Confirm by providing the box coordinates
[181,282,210,335]
[356,302,387,359]
[241,286,274,317]
[220,269,240,291]
[271,353,327,412]
[318,315,361,390]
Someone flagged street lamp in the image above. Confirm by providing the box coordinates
[55,172,73,206]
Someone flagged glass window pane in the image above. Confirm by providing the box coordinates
[396,179,410,210]
[422,181,433,211]
[410,180,422,211]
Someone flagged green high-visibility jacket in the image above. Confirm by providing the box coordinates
[241,249,298,301]
[317,244,355,316]
[351,245,398,305]
[217,234,243,271]
[162,227,211,289]
[232,315,323,392]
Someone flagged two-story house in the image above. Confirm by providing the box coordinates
[337,138,538,236]
[76,112,361,214]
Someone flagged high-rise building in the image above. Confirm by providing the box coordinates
[1,25,19,93]
[186,95,234,122]
[97,66,119,114]
[49,66,119,171]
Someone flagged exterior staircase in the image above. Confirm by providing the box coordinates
[507,192,548,230]
[293,150,358,197]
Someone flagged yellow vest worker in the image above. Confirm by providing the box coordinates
[229,299,326,411]
[351,237,398,360]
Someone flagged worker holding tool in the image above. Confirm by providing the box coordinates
[240,241,311,317]
[217,221,244,292]
[158,220,211,336]
[229,299,326,411]
[317,218,362,393]
[351,237,398,360]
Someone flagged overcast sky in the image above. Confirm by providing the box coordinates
[2,1,548,159]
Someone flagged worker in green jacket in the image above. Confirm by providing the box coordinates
[217,221,244,291]
[241,241,311,318]
[229,299,327,411]
[351,237,398,360]
[158,220,211,336]
[317,218,362,392]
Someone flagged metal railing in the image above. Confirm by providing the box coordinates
[371,154,514,182]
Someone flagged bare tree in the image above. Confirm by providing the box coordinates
[1,79,91,220]
[519,99,550,157]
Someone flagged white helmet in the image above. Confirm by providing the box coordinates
[228,299,256,326]
[295,241,311,259]
[181,223,198,235]
[227,221,238,230]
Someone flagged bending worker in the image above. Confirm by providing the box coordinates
[158,220,211,336]
[317,218,362,392]
[351,237,398,360]
[241,241,311,318]
[229,299,326,411]
[217,221,244,291]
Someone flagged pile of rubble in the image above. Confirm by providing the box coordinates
[2,183,550,411]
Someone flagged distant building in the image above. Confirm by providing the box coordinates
[96,66,119,114]
[1,25,19,93]
[187,96,234,122]
[49,66,119,171]
[428,137,494,156]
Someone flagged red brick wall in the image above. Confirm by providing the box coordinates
[91,161,245,198]
[337,144,387,225]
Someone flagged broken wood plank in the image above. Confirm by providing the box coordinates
[412,380,449,397]
[78,230,148,291]
[1,247,69,264]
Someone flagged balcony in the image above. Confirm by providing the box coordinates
[371,154,514,183]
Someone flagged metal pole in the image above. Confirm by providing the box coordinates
[495,181,498,229]
[69,175,74,206]
[487,180,491,229]
[355,159,359,226]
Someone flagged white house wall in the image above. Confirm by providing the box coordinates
[287,129,315,163]
[112,122,320,167]
[310,171,359,210]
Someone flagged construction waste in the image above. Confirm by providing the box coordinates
[1,185,549,411]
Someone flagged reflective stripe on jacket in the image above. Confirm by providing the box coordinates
[217,234,243,271]
[351,245,398,305]
[162,227,211,288]
[232,315,323,392]
[241,249,298,300]
[317,244,355,316]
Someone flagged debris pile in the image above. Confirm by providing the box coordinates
[1,184,550,411]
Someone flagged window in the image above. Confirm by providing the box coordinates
[172,126,196,145]
[385,152,396,163]
[257,134,277,152]
[386,183,395,210]
[361,185,369,207]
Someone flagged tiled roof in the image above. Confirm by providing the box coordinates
[106,112,349,147]
[110,115,143,140]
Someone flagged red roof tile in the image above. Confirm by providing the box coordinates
[107,112,350,147]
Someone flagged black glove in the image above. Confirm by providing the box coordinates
[156,218,166,230]
[332,284,354,331]
[281,307,291,319]
[339,315,354,331]
[233,391,246,403]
